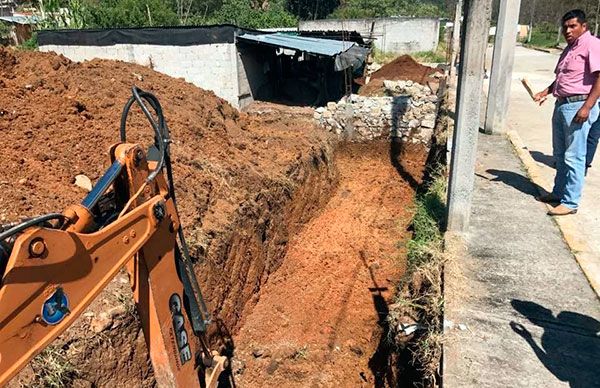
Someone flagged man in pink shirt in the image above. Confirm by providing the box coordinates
[534,9,600,215]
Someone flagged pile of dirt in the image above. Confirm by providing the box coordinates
[358,55,442,96]
[0,47,335,386]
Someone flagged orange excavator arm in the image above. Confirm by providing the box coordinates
[0,87,226,387]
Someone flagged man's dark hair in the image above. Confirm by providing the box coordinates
[562,9,587,25]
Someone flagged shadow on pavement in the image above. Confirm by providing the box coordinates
[478,169,547,197]
[529,150,555,169]
[510,299,600,388]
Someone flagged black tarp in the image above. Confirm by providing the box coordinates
[38,24,263,46]
[334,45,370,71]
[298,30,366,46]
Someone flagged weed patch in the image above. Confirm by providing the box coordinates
[28,345,80,388]
[388,165,447,387]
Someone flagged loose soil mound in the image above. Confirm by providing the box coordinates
[0,49,16,76]
[0,47,334,386]
[358,55,442,97]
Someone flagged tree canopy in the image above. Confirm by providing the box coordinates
[29,0,600,31]
[331,0,445,19]
[33,0,454,30]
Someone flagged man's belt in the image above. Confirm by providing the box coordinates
[557,94,589,104]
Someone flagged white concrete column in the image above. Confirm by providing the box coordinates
[447,0,493,232]
[484,0,522,135]
[450,0,463,80]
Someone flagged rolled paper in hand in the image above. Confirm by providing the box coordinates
[521,78,536,100]
[521,78,547,104]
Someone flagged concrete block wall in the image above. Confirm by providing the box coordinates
[236,43,272,109]
[39,43,241,107]
[299,17,440,54]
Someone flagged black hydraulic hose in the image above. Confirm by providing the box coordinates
[119,89,164,142]
[132,88,167,183]
[119,87,168,184]
[0,213,65,242]
[120,87,211,332]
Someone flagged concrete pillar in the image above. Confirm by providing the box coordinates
[447,0,493,232]
[484,0,522,134]
[450,0,463,80]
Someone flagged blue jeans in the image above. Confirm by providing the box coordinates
[588,115,600,168]
[552,100,599,209]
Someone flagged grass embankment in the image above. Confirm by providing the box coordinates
[373,40,448,65]
[521,24,564,49]
[388,166,447,387]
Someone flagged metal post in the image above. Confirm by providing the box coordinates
[447,0,493,232]
[484,0,522,135]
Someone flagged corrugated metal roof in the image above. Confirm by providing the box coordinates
[0,15,39,24]
[237,32,356,57]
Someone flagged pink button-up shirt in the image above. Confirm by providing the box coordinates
[554,31,600,97]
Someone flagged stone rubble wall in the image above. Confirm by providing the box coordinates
[314,80,439,144]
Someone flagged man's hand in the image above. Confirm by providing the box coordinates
[533,90,549,106]
[510,321,532,339]
[575,105,591,123]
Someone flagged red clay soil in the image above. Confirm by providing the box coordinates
[358,55,442,96]
[232,141,427,387]
[0,47,333,386]
[0,48,329,224]
[0,47,428,387]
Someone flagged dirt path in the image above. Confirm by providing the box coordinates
[232,141,426,387]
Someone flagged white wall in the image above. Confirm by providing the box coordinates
[39,43,241,107]
[299,17,440,54]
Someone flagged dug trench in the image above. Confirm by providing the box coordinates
[1,48,431,387]
[230,138,428,387]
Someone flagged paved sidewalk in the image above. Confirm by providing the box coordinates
[444,133,600,387]
[492,45,600,294]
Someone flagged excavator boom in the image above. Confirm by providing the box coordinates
[0,88,226,387]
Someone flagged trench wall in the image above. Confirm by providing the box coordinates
[9,141,338,388]
[197,144,338,334]
[299,17,440,54]
[39,43,241,107]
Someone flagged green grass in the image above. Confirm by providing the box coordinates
[18,32,38,51]
[406,170,446,270]
[373,40,448,66]
[521,25,565,49]
[389,166,447,386]
[413,39,448,64]
[372,47,398,65]
[412,50,447,64]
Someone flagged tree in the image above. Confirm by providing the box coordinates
[203,0,296,28]
[330,0,444,19]
[173,0,194,24]
[518,0,599,26]
[38,0,87,29]
[84,0,180,27]
[286,0,340,20]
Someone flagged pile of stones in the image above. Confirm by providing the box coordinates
[314,80,439,144]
